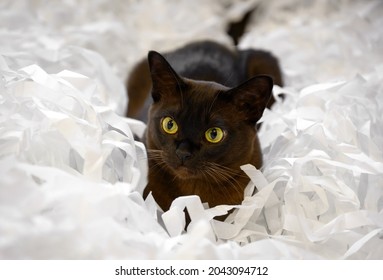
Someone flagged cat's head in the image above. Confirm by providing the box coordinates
[146,51,273,179]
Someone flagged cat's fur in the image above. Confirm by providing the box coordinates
[127,41,282,121]
[127,41,282,213]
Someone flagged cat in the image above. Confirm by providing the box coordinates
[126,41,282,215]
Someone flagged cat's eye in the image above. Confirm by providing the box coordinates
[205,127,224,143]
[161,117,178,134]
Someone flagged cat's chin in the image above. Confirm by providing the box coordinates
[172,166,199,179]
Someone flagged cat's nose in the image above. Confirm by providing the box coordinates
[176,150,192,163]
[176,141,192,163]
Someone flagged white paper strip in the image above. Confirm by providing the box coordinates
[1,0,382,260]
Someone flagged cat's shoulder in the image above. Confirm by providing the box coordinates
[164,41,238,86]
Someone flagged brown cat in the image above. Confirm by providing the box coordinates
[127,41,282,215]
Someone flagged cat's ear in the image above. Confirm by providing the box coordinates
[148,51,184,102]
[226,75,273,123]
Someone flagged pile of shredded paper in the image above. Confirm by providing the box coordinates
[1,0,382,259]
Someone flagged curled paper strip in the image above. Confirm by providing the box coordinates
[157,72,383,259]
[256,73,383,258]
[1,0,383,260]
[1,62,147,189]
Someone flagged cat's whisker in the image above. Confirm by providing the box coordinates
[200,168,231,202]
[146,149,170,174]
[205,162,246,179]
[208,163,248,195]
[201,162,247,201]
[203,168,223,188]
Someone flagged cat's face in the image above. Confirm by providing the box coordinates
[146,51,272,179]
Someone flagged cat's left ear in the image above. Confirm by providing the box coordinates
[226,75,273,123]
[148,51,185,102]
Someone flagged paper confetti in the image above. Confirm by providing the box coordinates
[0,0,382,259]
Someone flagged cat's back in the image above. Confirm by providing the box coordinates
[163,41,240,87]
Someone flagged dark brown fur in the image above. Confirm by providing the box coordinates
[127,41,282,120]
[126,41,282,214]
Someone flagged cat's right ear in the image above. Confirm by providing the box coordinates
[225,75,273,124]
[148,51,184,102]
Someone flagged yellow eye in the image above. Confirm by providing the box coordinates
[161,117,178,134]
[205,127,224,143]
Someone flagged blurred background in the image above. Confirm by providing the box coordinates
[0,0,382,259]
[1,0,381,92]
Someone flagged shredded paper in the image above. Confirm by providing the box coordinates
[0,0,382,259]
